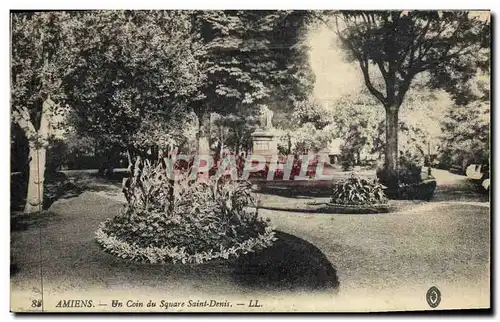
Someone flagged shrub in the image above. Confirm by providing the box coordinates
[330,175,388,206]
[376,150,437,200]
[339,147,355,171]
[376,151,424,186]
[398,179,437,201]
[398,150,424,184]
[96,158,276,265]
[46,138,70,173]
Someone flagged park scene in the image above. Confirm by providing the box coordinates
[10,10,490,312]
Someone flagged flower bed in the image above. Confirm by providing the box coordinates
[324,202,390,214]
[384,179,437,201]
[328,175,389,214]
[95,220,275,265]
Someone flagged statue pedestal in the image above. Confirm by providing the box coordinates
[251,130,277,160]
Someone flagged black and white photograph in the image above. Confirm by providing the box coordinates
[9,9,491,312]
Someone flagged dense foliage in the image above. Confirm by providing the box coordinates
[377,149,425,186]
[65,10,204,160]
[96,159,276,264]
[330,175,388,206]
[376,149,437,200]
[438,73,490,170]
[397,179,437,201]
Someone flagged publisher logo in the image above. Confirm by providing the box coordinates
[426,286,441,308]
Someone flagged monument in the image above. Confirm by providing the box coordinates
[251,105,277,158]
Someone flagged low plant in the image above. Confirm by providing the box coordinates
[376,150,437,200]
[330,175,388,206]
[398,179,437,201]
[96,158,276,265]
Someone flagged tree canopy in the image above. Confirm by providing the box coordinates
[65,11,204,158]
[193,10,313,111]
[11,12,77,145]
[11,11,83,212]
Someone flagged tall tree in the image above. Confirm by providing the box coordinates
[11,12,79,213]
[318,11,490,186]
[331,92,383,165]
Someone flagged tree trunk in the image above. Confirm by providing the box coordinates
[195,109,211,155]
[126,147,134,172]
[287,133,292,154]
[23,98,53,214]
[384,106,399,189]
[235,133,241,155]
[24,146,47,214]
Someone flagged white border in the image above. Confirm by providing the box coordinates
[3,0,498,10]
[1,2,497,321]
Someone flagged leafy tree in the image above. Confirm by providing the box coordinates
[270,97,331,154]
[438,71,490,170]
[439,101,489,169]
[318,11,490,187]
[292,122,334,154]
[191,10,314,152]
[11,12,79,213]
[292,98,331,130]
[65,10,204,168]
[398,83,452,165]
[331,78,453,169]
[330,90,383,166]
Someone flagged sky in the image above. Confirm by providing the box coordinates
[305,19,458,150]
[307,22,364,106]
[307,11,490,109]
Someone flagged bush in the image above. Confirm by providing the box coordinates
[375,150,437,200]
[46,139,70,173]
[96,158,276,265]
[398,150,424,184]
[330,175,388,206]
[10,171,81,211]
[398,179,437,201]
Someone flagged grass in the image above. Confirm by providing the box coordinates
[264,203,489,292]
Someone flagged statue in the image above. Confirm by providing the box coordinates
[252,105,278,156]
[259,105,274,130]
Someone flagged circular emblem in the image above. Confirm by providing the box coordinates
[426,286,441,308]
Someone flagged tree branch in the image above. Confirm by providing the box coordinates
[417,19,453,61]
[413,18,466,73]
[395,69,416,107]
[417,46,475,72]
[12,106,36,140]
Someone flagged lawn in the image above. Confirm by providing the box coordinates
[11,183,490,312]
